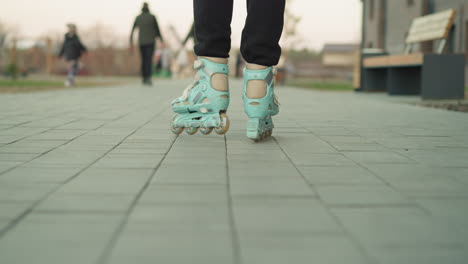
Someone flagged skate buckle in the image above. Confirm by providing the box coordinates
[194,60,204,70]
[272,67,278,76]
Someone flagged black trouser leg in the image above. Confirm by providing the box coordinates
[193,0,285,66]
[193,0,233,58]
[241,0,285,66]
[139,45,146,80]
[139,43,155,81]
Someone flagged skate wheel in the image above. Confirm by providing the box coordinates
[215,113,230,135]
[185,127,198,135]
[170,121,184,135]
[200,127,213,135]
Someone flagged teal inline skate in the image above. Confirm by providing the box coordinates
[170,58,230,135]
[243,67,279,141]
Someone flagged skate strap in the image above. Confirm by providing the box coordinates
[194,58,229,78]
[243,67,276,85]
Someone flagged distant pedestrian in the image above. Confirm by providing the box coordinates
[58,23,87,87]
[130,2,164,86]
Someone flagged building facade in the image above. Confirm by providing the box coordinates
[322,44,359,67]
[361,0,468,55]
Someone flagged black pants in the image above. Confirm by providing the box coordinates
[194,0,285,66]
[139,43,155,80]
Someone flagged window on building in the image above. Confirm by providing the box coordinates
[407,0,414,7]
[369,0,375,20]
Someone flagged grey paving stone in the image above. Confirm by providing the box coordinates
[228,152,287,162]
[1,80,468,263]
[7,139,67,149]
[0,161,22,173]
[316,185,412,206]
[230,176,315,197]
[0,183,58,202]
[299,166,384,185]
[400,149,468,167]
[414,198,468,241]
[0,213,121,264]
[233,197,342,234]
[25,150,104,166]
[0,135,23,144]
[92,154,164,169]
[0,146,51,154]
[139,184,228,205]
[272,127,310,133]
[74,132,127,141]
[0,153,42,162]
[0,202,31,221]
[239,234,369,264]
[27,130,88,140]
[228,159,293,169]
[153,164,227,185]
[35,193,134,213]
[108,231,235,264]
[330,142,389,152]
[56,120,105,130]
[109,148,168,155]
[129,203,231,234]
[369,247,468,264]
[0,220,10,232]
[58,143,114,151]
[308,127,357,136]
[289,153,356,167]
[56,169,151,195]
[0,166,82,183]
[273,134,339,154]
[228,165,300,177]
[320,135,374,144]
[344,151,416,164]
[332,207,465,248]
[366,164,468,193]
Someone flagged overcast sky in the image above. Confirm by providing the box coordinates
[0,0,362,50]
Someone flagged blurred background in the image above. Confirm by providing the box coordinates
[0,0,362,91]
[3,0,468,96]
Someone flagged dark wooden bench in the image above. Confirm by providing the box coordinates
[361,9,465,99]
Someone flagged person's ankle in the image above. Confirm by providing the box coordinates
[246,63,268,99]
[201,56,228,64]
[200,56,229,92]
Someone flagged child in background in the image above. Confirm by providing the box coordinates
[58,24,87,87]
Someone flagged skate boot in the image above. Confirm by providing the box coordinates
[243,67,279,141]
[170,58,230,135]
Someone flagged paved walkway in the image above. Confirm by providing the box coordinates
[0,80,468,264]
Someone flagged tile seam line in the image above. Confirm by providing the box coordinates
[272,136,378,264]
[98,131,179,264]
[299,124,433,215]
[225,134,244,264]
[0,99,163,177]
[0,104,169,239]
[0,103,109,134]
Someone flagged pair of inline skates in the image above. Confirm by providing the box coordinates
[170,58,279,141]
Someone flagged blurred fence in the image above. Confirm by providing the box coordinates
[0,37,141,77]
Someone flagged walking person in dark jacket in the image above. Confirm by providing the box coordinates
[58,23,87,87]
[130,2,164,86]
